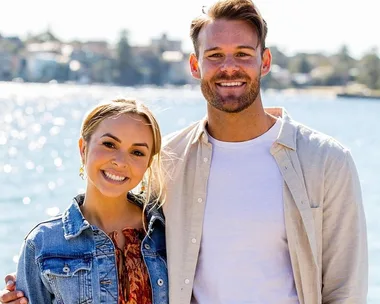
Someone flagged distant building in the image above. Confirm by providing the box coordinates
[0,35,24,80]
[151,33,182,53]
[81,41,111,58]
[162,51,192,85]
[131,34,192,85]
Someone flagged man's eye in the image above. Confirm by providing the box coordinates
[236,52,249,57]
[209,53,222,58]
[103,141,115,148]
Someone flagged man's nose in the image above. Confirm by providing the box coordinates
[220,56,239,74]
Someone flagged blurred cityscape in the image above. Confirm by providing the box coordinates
[1,28,380,96]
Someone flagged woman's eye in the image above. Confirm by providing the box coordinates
[103,141,115,148]
[132,150,145,157]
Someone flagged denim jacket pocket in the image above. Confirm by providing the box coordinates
[40,256,93,303]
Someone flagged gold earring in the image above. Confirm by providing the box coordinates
[140,179,146,194]
[79,164,85,180]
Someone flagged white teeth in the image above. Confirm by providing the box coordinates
[104,171,126,181]
[219,82,243,87]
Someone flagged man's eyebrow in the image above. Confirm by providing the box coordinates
[204,46,257,52]
[204,46,222,53]
[101,133,121,143]
[236,45,257,51]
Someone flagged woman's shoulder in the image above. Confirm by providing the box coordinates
[24,214,65,244]
[24,196,83,244]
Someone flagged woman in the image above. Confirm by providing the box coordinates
[1,98,168,304]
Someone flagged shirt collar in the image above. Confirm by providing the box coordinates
[192,115,209,145]
[191,107,297,150]
[267,107,297,151]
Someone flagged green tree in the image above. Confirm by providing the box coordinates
[269,46,289,69]
[288,54,312,74]
[357,48,380,90]
[329,45,355,85]
[115,29,142,85]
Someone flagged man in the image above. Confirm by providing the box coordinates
[1,0,368,303]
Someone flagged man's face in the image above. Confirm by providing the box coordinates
[190,19,271,113]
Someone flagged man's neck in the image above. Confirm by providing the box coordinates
[206,100,277,142]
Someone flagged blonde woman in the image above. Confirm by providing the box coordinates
[2,99,168,304]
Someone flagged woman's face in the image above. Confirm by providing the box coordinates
[79,113,153,200]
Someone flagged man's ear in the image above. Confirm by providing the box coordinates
[189,53,201,79]
[78,137,86,164]
[261,48,272,76]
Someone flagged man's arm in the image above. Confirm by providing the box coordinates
[322,148,368,303]
[0,274,27,304]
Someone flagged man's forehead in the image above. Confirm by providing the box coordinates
[198,19,259,50]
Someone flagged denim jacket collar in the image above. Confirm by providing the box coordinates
[62,193,165,240]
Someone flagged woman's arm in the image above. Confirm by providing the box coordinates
[15,241,52,304]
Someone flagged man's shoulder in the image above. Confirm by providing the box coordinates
[290,118,351,162]
[163,120,203,150]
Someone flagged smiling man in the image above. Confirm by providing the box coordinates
[162,0,368,303]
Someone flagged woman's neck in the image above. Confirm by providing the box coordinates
[80,188,144,234]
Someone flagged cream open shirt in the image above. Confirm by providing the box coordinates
[162,108,368,304]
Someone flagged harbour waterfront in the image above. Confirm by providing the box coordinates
[0,82,379,302]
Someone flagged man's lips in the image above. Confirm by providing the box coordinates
[216,81,246,87]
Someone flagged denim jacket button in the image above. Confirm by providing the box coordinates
[62,265,70,273]
[144,243,151,250]
[157,279,164,286]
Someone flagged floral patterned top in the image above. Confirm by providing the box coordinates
[108,228,152,304]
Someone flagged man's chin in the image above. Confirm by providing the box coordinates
[213,101,247,113]
[210,94,255,113]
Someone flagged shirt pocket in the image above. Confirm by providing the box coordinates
[40,256,93,304]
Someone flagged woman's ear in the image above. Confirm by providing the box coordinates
[78,137,86,164]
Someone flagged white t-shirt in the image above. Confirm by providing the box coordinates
[192,119,299,304]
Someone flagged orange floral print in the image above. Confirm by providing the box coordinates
[109,228,152,304]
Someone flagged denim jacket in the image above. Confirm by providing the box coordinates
[16,193,168,304]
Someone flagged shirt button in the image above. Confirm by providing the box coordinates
[203,157,208,163]
[157,279,164,286]
[191,238,197,244]
[197,198,203,203]
[184,279,190,284]
[144,244,151,250]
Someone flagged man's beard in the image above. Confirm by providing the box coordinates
[201,71,261,114]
